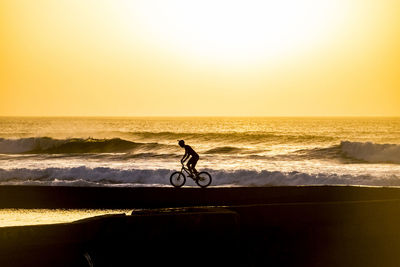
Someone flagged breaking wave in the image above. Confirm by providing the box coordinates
[115,131,335,144]
[205,146,250,154]
[0,137,262,156]
[340,141,400,164]
[294,141,400,164]
[2,137,400,166]
[0,137,172,154]
[0,167,399,187]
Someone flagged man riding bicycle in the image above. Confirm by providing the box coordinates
[178,140,199,178]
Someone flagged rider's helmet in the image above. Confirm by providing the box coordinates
[178,140,185,147]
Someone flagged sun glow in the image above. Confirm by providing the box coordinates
[1,0,400,116]
[128,0,351,65]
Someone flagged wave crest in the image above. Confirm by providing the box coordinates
[340,141,400,164]
[124,131,335,144]
[0,137,169,154]
[205,146,246,154]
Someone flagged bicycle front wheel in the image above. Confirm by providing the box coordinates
[195,172,212,188]
[170,172,186,188]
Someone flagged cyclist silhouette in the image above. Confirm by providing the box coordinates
[178,140,199,178]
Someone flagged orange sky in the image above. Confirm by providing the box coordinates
[1,0,399,116]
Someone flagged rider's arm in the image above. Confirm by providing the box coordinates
[181,153,188,163]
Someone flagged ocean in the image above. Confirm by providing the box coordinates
[0,117,399,187]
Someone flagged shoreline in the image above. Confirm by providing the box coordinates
[1,185,400,209]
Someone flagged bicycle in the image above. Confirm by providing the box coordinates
[170,164,212,188]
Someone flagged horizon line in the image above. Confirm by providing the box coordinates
[0,115,399,118]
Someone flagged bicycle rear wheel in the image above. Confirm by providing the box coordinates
[195,172,212,188]
[170,172,186,188]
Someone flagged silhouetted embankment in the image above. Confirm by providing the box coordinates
[2,185,400,208]
[1,186,400,266]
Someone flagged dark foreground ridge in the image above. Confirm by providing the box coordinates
[2,185,400,208]
[2,186,400,266]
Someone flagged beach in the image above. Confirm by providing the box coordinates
[1,185,400,266]
[1,185,400,209]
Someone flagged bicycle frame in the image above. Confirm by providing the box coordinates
[180,164,197,178]
[180,164,191,175]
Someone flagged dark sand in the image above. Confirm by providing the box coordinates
[1,185,400,266]
[1,185,400,208]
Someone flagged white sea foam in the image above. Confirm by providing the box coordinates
[0,167,399,187]
[340,141,400,164]
[0,167,170,185]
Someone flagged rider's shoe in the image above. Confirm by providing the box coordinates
[188,174,194,178]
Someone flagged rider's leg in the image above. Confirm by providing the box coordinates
[186,161,194,177]
[191,156,199,176]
